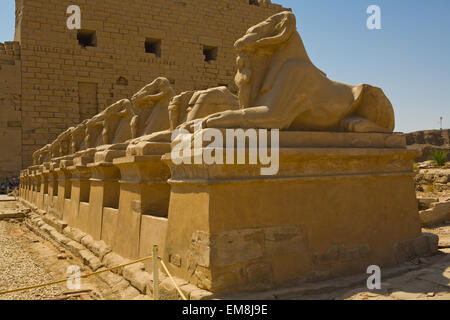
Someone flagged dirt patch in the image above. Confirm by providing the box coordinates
[0,202,115,300]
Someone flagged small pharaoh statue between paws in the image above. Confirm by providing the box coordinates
[130,113,139,139]
[235,53,252,109]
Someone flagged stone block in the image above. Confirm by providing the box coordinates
[190,289,214,301]
[163,131,423,294]
[63,226,87,243]
[160,277,188,300]
[81,235,95,250]
[98,271,125,288]
[49,229,71,245]
[66,240,86,258]
[90,240,112,260]
[79,250,103,271]
[103,252,127,275]
[419,201,450,226]
[123,264,152,293]
[417,197,439,210]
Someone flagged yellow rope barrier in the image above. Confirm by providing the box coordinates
[159,258,188,301]
[0,255,153,296]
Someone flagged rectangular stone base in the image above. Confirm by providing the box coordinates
[161,131,428,294]
[111,155,171,259]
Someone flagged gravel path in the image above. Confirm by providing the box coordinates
[0,221,63,300]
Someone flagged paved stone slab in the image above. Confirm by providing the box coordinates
[0,211,25,220]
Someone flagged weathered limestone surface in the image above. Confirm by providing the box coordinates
[182,11,395,133]
[161,131,428,293]
[0,41,22,179]
[112,154,171,259]
[418,198,450,227]
[19,11,436,298]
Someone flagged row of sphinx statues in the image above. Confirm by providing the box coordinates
[33,11,396,165]
[32,77,239,165]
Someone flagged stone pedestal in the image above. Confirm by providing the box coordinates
[23,174,28,201]
[43,163,52,210]
[52,167,72,220]
[162,131,428,294]
[19,170,25,199]
[64,165,91,231]
[26,166,39,203]
[28,172,34,202]
[30,169,39,205]
[86,147,127,244]
[23,173,28,200]
[46,166,58,214]
[112,145,171,260]
[87,162,121,240]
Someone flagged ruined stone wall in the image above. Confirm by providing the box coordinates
[406,130,450,147]
[406,130,450,162]
[0,42,22,179]
[15,0,286,169]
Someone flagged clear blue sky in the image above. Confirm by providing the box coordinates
[1,0,449,132]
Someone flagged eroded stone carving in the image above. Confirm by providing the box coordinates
[50,128,73,160]
[90,99,134,146]
[32,77,176,164]
[71,120,88,154]
[32,144,51,165]
[126,11,395,156]
[126,86,240,155]
[131,77,176,138]
[191,11,395,133]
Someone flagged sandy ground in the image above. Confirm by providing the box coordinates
[340,225,449,300]
[0,201,110,300]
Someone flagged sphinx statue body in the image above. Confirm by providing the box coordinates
[33,144,51,166]
[32,77,177,165]
[178,11,395,133]
[126,85,240,155]
[131,77,176,138]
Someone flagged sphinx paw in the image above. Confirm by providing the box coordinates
[340,117,392,133]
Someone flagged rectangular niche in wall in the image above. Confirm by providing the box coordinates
[145,38,162,57]
[78,82,98,121]
[203,45,218,63]
[77,29,97,47]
